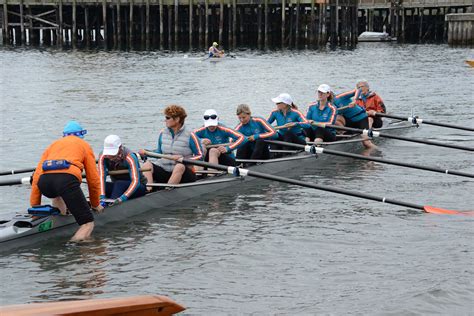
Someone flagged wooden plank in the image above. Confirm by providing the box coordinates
[72,0,76,46]
[102,0,107,47]
[189,0,192,49]
[129,0,133,48]
[19,0,24,44]
[146,0,150,49]
[159,0,163,49]
[174,0,177,49]
[84,5,90,46]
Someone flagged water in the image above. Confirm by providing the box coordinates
[0,44,473,314]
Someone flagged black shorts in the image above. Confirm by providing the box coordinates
[306,127,336,142]
[204,151,236,166]
[151,163,196,184]
[346,116,369,130]
[37,173,93,226]
[371,116,383,128]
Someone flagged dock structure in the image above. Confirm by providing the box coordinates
[0,0,472,49]
[446,13,474,46]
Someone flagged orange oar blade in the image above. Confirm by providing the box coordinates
[424,206,474,216]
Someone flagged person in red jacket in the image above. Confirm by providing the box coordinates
[355,80,387,128]
[30,121,102,241]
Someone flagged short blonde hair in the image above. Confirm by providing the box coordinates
[236,104,251,115]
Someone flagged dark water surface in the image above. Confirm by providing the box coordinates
[1,44,473,314]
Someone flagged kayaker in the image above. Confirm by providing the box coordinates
[98,135,147,206]
[267,93,310,148]
[208,42,224,58]
[305,84,338,143]
[235,104,276,160]
[355,80,386,128]
[140,105,203,188]
[332,88,375,148]
[30,120,102,241]
[194,109,246,166]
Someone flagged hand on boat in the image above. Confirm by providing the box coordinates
[92,204,104,213]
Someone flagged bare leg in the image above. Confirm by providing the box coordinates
[362,137,377,149]
[168,163,185,184]
[52,197,68,215]
[336,115,346,126]
[368,117,374,129]
[208,148,221,165]
[314,137,324,144]
[142,161,154,191]
[70,222,94,242]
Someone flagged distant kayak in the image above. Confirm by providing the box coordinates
[466,60,474,67]
[0,295,185,316]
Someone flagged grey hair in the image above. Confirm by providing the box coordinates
[356,80,369,89]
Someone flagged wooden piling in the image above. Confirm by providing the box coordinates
[189,0,193,49]
[174,0,178,50]
[219,0,223,44]
[281,0,285,48]
[27,5,34,44]
[117,1,122,48]
[168,5,172,49]
[102,0,107,48]
[232,0,236,48]
[204,0,208,47]
[257,4,262,48]
[58,0,63,45]
[146,0,150,49]
[2,2,7,45]
[83,6,89,47]
[288,1,293,48]
[19,0,24,44]
[129,1,133,48]
[198,4,202,48]
[310,0,315,46]
[228,3,232,48]
[72,0,77,47]
[159,0,163,49]
[264,0,268,49]
[295,0,299,48]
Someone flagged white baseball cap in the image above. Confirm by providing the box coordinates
[203,109,219,127]
[103,135,122,156]
[271,93,293,105]
[317,84,331,93]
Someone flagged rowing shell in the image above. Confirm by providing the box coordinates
[0,121,415,252]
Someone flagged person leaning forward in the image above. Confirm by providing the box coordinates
[30,120,103,241]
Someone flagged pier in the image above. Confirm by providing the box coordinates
[0,0,472,49]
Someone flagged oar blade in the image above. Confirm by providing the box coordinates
[424,205,474,216]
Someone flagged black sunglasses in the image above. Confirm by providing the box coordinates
[165,116,173,120]
[204,114,218,120]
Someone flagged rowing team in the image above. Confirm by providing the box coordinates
[29,80,386,240]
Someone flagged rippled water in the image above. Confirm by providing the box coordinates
[0,44,473,314]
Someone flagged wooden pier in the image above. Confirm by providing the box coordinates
[446,13,474,46]
[0,0,472,49]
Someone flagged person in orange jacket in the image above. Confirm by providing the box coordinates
[30,121,103,241]
[355,80,387,128]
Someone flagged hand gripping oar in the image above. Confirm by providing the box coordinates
[143,151,473,216]
[265,140,474,179]
[0,168,151,187]
[375,113,474,132]
[317,123,474,152]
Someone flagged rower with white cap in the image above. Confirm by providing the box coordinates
[305,84,338,143]
[98,135,147,206]
[194,109,246,166]
[267,93,310,147]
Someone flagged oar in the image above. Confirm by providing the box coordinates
[316,123,474,152]
[0,168,151,187]
[206,142,232,149]
[143,151,473,216]
[274,123,297,130]
[265,140,474,179]
[0,167,36,176]
[375,113,474,132]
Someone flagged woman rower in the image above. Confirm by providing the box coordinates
[267,93,310,147]
[354,80,386,129]
[194,109,246,166]
[305,84,338,143]
[30,120,102,241]
[140,105,203,188]
[98,135,147,206]
[332,87,375,148]
[235,104,276,160]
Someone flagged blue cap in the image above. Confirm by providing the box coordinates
[63,120,87,138]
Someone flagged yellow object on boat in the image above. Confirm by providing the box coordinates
[466,60,474,67]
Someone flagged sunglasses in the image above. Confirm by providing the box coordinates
[165,116,174,120]
[357,85,366,89]
[204,114,218,120]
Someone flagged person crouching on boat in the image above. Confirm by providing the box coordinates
[235,104,276,160]
[331,87,375,148]
[208,42,224,58]
[305,84,338,143]
[268,93,310,148]
[140,105,204,188]
[98,135,147,206]
[354,80,386,129]
[194,109,246,166]
[30,120,102,241]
